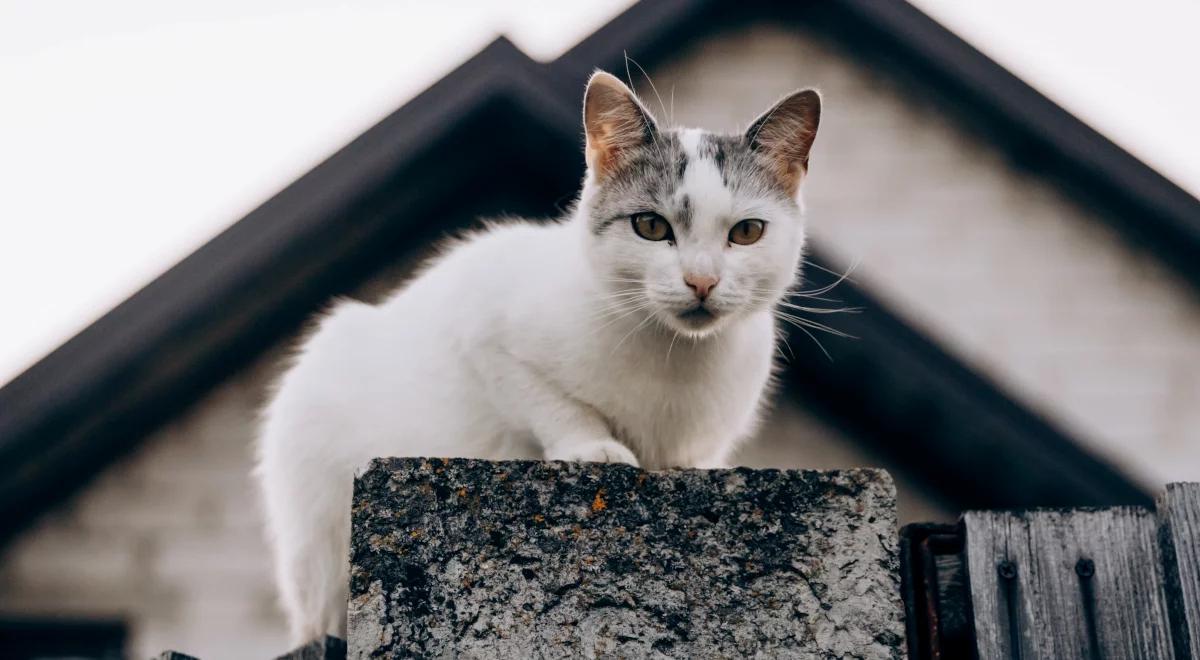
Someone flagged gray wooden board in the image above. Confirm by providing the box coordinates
[1159,482,1200,657]
[964,508,1175,659]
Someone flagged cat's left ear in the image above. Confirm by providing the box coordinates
[583,71,658,181]
[746,89,822,195]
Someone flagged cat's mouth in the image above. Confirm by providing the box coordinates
[676,304,718,326]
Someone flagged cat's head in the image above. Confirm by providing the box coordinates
[579,71,820,338]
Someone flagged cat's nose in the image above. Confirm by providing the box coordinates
[684,274,719,301]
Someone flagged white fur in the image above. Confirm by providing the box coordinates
[257,125,812,645]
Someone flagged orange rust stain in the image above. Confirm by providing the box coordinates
[591,488,608,513]
[636,473,647,488]
[457,487,468,498]
[532,514,545,523]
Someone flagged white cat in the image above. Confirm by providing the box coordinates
[256,71,821,644]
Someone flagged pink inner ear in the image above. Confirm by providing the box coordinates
[586,114,631,177]
[772,159,806,195]
[755,125,811,194]
[584,75,654,179]
[586,110,646,178]
[749,91,820,193]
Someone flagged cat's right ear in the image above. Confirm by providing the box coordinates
[583,71,657,181]
[745,89,821,195]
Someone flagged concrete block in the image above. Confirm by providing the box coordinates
[349,458,903,659]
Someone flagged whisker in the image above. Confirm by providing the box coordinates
[593,289,644,303]
[790,292,845,304]
[623,53,668,164]
[594,290,645,303]
[591,299,656,331]
[792,322,832,361]
[778,300,862,315]
[801,257,859,282]
[793,257,860,297]
[592,299,652,323]
[669,84,676,126]
[611,308,658,355]
[773,325,794,363]
[746,285,844,306]
[775,311,856,339]
[626,55,670,129]
[592,300,645,317]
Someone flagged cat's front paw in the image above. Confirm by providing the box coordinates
[546,439,640,467]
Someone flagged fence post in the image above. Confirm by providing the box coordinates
[348,458,904,658]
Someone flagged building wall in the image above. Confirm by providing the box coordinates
[646,22,1200,488]
[2,18,1195,659]
[0,357,932,659]
[0,353,291,659]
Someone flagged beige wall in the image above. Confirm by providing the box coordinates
[2,19,1195,659]
[0,361,935,660]
[646,23,1200,489]
[0,359,937,660]
[0,353,291,659]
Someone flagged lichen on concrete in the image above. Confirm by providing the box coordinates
[349,458,904,659]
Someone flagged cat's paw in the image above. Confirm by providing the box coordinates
[546,439,640,467]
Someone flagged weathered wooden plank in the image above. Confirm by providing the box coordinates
[964,508,1175,659]
[1158,482,1200,657]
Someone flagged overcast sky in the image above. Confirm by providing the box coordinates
[1,0,1197,385]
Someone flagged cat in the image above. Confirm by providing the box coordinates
[256,70,821,644]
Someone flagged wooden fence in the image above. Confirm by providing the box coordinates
[902,482,1200,659]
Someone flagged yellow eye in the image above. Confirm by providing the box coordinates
[729,219,765,245]
[631,212,673,241]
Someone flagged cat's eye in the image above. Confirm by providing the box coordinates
[729,219,766,245]
[631,212,673,242]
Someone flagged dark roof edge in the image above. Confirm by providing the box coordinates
[834,0,1200,287]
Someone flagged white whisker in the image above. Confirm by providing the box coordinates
[665,329,680,365]
[611,308,658,355]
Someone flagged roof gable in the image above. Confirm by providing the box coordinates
[4,0,1184,542]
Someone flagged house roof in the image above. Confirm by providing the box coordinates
[4,0,1190,542]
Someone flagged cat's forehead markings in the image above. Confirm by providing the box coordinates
[674,129,732,227]
[677,128,704,157]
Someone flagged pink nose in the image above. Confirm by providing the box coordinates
[684,274,719,300]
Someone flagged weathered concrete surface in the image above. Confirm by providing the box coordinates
[349,458,903,659]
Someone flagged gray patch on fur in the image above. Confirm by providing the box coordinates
[675,194,692,232]
[589,129,794,237]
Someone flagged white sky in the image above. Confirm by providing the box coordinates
[0,0,1197,386]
